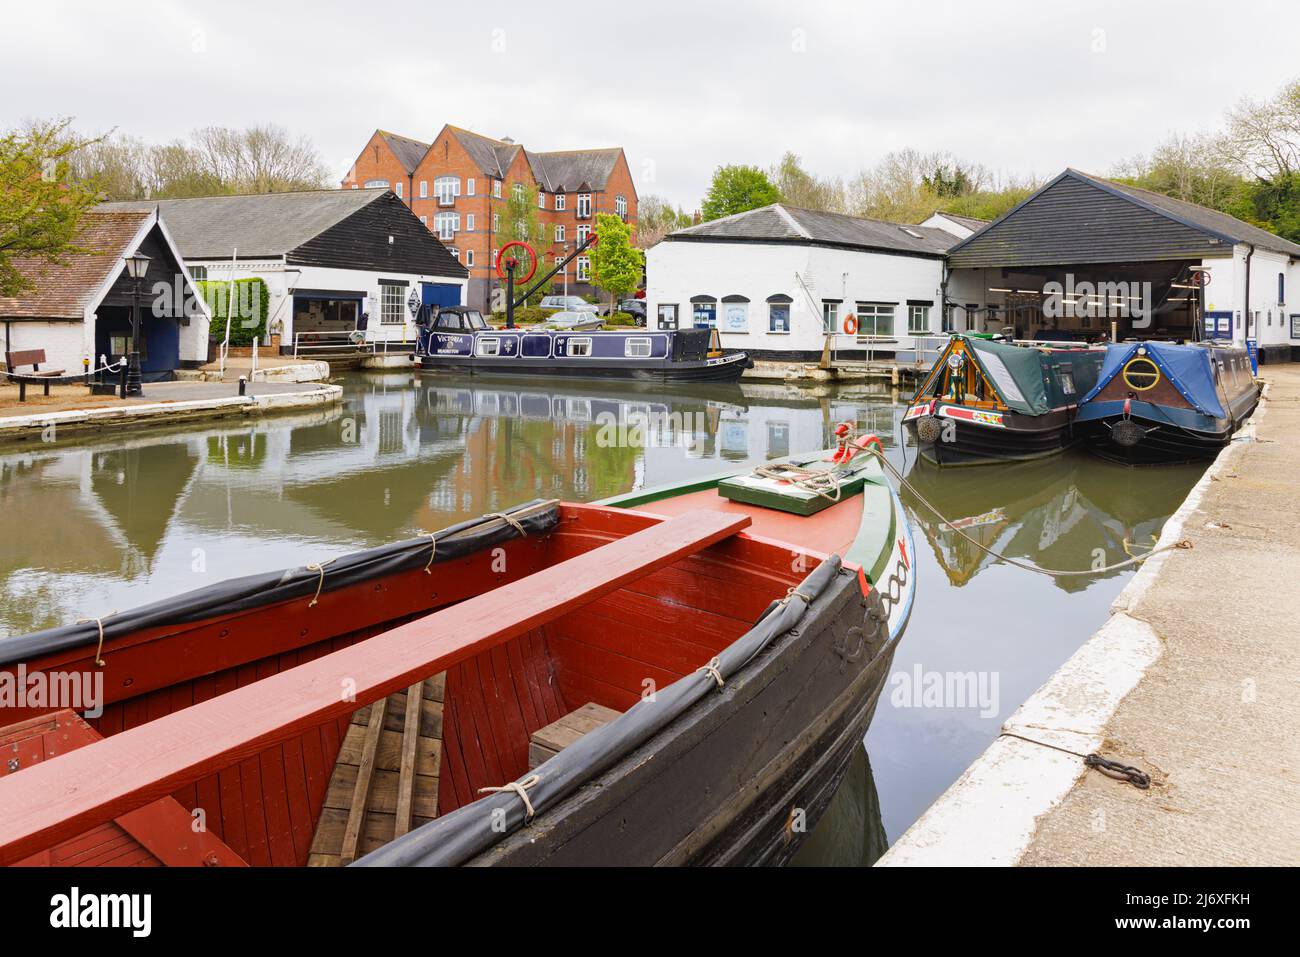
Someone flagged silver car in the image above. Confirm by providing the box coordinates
[539,295,598,313]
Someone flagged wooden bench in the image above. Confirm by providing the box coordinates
[5,349,65,401]
[529,702,621,770]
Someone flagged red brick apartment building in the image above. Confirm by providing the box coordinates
[342,125,639,311]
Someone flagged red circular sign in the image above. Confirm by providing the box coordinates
[496,241,538,282]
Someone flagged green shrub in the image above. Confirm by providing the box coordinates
[198,277,269,346]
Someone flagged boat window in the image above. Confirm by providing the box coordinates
[568,337,592,357]
[435,312,463,331]
[625,337,652,358]
[1058,368,1076,395]
[477,337,501,357]
[465,311,489,331]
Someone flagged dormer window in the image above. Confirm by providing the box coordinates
[576,193,592,218]
[555,192,566,211]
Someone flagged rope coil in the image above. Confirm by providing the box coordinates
[478,773,542,822]
[75,611,117,667]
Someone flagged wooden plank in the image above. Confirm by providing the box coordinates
[393,680,425,838]
[339,697,386,866]
[0,508,749,864]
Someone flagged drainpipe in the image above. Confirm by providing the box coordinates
[1242,243,1254,346]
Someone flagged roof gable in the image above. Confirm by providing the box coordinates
[0,210,152,319]
[379,131,431,174]
[949,169,1300,267]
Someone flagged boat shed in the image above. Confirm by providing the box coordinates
[646,204,962,362]
[945,169,1300,360]
[0,208,210,381]
[100,189,467,356]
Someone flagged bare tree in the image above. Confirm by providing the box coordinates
[1221,81,1300,180]
[768,152,846,212]
[190,124,329,193]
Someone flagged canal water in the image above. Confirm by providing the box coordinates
[0,371,1205,864]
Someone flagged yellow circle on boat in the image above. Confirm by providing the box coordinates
[1122,356,1161,391]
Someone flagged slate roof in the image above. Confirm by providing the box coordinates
[100,188,391,259]
[446,126,624,192]
[0,210,150,319]
[669,204,957,256]
[379,131,431,174]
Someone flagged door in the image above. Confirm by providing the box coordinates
[422,283,462,308]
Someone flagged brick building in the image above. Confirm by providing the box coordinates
[342,125,638,311]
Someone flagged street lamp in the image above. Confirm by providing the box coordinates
[123,251,150,397]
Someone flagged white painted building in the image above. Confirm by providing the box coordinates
[0,207,210,380]
[101,189,467,355]
[647,204,962,362]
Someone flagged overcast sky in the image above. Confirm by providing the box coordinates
[5,0,1299,209]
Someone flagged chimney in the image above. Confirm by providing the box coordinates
[692,209,702,225]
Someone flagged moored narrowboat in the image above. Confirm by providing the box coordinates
[0,433,912,868]
[416,305,752,382]
[1074,341,1260,465]
[902,334,1105,466]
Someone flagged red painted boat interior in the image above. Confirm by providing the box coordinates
[1,503,810,865]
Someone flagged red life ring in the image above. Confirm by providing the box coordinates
[843,314,858,335]
[496,241,538,282]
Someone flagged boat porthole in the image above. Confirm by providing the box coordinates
[1122,357,1161,391]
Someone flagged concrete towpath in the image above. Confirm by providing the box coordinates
[881,363,1300,867]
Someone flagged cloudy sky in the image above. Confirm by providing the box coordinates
[4,0,1299,208]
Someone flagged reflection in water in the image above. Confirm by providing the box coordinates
[791,744,889,867]
[0,371,1205,860]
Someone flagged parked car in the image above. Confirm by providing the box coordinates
[596,299,647,324]
[542,311,605,330]
[539,295,598,313]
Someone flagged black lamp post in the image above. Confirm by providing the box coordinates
[123,251,150,397]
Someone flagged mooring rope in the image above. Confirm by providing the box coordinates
[864,446,1192,578]
[478,773,542,822]
[423,533,438,574]
[486,511,528,536]
[697,656,725,691]
[305,559,335,608]
[999,731,1151,789]
[75,611,117,667]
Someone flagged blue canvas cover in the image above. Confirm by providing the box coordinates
[1080,342,1225,418]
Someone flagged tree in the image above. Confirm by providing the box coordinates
[768,152,845,212]
[0,119,103,297]
[635,194,693,248]
[188,125,330,194]
[700,165,780,221]
[496,180,549,305]
[587,212,644,312]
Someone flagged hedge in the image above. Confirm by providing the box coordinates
[198,277,270,346]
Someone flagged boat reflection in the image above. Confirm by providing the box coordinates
[899,453,1205,591]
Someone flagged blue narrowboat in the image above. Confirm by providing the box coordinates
[1074,340,1260,465]
[415,306,752,383]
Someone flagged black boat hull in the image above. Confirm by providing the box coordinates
[468,567,900,866]
[905,405,1078,467]
[1076,415,1234,465]
[418,353,751,383]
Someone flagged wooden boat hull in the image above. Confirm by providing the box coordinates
[903,399,1078,466]
[0,452,914,868]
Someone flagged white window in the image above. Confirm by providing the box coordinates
[576,224,591,245]
[364,179,389,188]
[513,183,524,201]
[189,265,208,281]
[768,298,792,333]
[492,249,499,267]
[615,195,627,218]
[576,256,590,281]
[539,192,546,209]
[434,212,459,240]
[493,213,500,232]
[449,248,459,261]
[477,337,501,356]
[493,180,502,198]
[420,215,428,226]
[856,303,894,339]
[625,337,652,358]
[577,193,592,218]
[466,249,475,267]
[380,283,406,325]
[394,181,403,198]
[467,178,476,196]
[419,180,428,199]
[568,337,592,357]
[555,224,565,242]
[822,301,839,333]
[908,304,931,334]
[435,176,459,204]
[466,214,475,231]
[555,193,566,211]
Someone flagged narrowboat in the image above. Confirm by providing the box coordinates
[902,334,1105,466]
[1074,341,1260,465]
[416,305,752,382]
[0,431,913,868]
